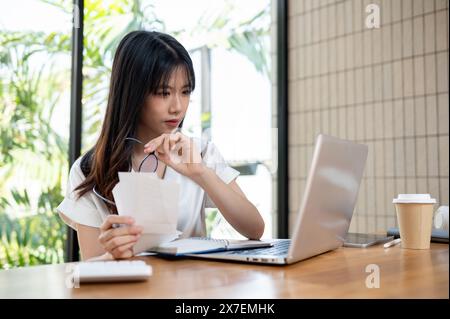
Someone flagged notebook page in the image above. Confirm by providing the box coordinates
[152,238,273,255]
[154,238,227,254]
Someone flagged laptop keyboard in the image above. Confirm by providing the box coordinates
[228,239,291,256]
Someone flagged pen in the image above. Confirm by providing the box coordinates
[384,238,402,248]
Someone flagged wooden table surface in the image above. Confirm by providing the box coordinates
[0,243,448,298]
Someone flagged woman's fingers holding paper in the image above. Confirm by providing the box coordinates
[100,215,135,231]
[104,234,140,253]
[99,224,143,243]
[111,242,135,259]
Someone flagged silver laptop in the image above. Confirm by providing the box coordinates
[187,134,368,265]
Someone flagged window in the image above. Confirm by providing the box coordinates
[1,0,286,265]
[0,0,72,268]
[82,0,277,239]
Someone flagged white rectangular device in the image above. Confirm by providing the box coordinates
[74,260,152,283]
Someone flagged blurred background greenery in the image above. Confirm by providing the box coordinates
[0,0,270,269]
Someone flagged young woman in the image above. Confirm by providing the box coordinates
[57,31,265,260]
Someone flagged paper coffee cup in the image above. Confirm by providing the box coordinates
[393,194,436,249]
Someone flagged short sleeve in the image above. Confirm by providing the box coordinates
[56,158,104,230]
[202,141,240,208]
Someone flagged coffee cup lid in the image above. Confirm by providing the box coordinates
[393,194,436,204]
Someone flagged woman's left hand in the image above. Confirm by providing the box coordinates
[143,132,205,178]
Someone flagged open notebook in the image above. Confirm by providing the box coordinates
[149,237,273,256]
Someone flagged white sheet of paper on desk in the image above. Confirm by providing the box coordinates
[112,172,180,234]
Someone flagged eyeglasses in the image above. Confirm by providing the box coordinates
[124,137,158,173]
[92,137,158,206]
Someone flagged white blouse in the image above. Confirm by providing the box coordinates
[56,138,239,238]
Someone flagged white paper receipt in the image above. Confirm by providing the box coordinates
[111,172,181,253]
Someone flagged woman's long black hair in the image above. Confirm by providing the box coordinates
[75,31,195,213]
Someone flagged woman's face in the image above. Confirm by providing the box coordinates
[139,67,191,138]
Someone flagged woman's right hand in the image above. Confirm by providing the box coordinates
[98,215,143,259]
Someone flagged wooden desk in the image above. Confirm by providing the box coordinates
[0,243,448,298]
